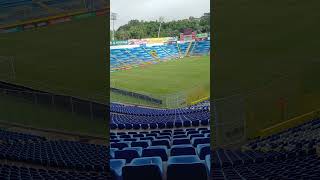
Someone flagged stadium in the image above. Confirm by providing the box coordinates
[109,5,211,180]
[0,0,109,179]
[211,1,320,179]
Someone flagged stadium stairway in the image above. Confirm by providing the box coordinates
[184,41,193,57]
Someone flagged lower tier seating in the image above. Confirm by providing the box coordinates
[110,127,211,180]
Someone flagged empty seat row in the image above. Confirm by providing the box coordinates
[110,143,210,162]
[111,155,211,180]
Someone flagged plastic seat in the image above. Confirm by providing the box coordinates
[166,122,174,128]
[172,138,191,145]
[110,159,126,180]
[187,130,199,136]
[170,145,196,156]
[150,123,158,129]
[120,134,131,139]
[110,123,117,130]
[110,142,129,150]
[122,157,163,180]
[174,121,183,128]
[205,155,210,174]
[123,138,137,142]
[192,137,210,147]
[157,123,165,129]
[131,141,150,148]
[152,139,170,148]
[173,135,187,139]
[192,120,200,126]
[128,132,137,135]
[183,120,191,127]
[142,146,168,161]
[200,119,209,126]
[133,124,141,130]
[156,135,171,140]
[174,131,186,135]
[132,134,144,138]
[114,147,142,163]
[167,155,207,180]
[110,148,118,158]
[197,144,210,160]
[141,124,149,129]
[125,124,133,130]
[118,124,125,130]
[189,134,205,140]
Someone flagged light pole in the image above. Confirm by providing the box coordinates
[111,12,118,41]
[158,17,164,38]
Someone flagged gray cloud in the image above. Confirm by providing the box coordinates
[110,0,210,30]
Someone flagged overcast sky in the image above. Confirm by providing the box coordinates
[110,0,210,30]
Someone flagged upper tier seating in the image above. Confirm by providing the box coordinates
[0,0,106,26]
[110,40,210,71]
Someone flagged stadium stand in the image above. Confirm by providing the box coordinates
[110,102,211,180]
[0,0,107,26]
[110,40,210,71]
[213,118,320,179]
[0,128,110,179]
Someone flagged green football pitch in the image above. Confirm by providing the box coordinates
[0,16,107,137]
[110,55,210,108]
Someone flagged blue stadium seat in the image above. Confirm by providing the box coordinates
[172,138,190,145]
[157,123,166,129]
[197,144,210,160]
[114,147,142,163]
[192,120,200,126]
[152,139,170,148]
[170,145,196,156]
[192,137,210,147]
[131,140,150,148]
[110,159,126,180]
[173,135,187,139]
[133,124,141,130]
[205,154,210,174]
[110,148,118,158]
[150,123,158,129]
[167,155,207,180]
[174,121,183,128]
[166,122,174,128]
[111,142,129,150]
[122,157,163,180]
[142,146,168,161]
[183,120,191,127]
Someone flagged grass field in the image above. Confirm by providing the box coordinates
[0,16,108,136]
[110,55,210,108]
[0,15,107,103]
[214,0,320,140]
